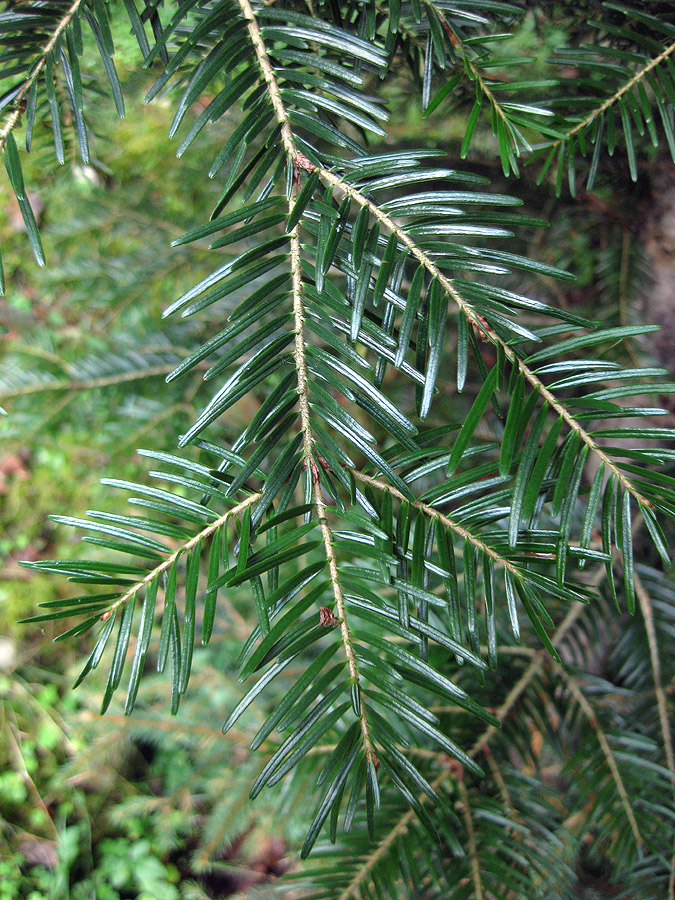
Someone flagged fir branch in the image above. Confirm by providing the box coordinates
[0,363,179,402]
[337,600,589,900]
[95,714,250,746]
[469,601,588,758]
[457,775,484,900]
[196,778,260,865]
[550,658,643,848]
[634,572,675,780]
[634,571,675,898]
[11,0,675,887]
[0,0,86,153]
[103,492,261,618]
[482,744,514,817]
[337,511,654,898]
[377,0,533,150]
[313,163,653,509]
[350,469,523,578]
[426,0,526,150]
[552,37,675,151]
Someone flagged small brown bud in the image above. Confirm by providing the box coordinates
[319,606,337,627]
[295,153,317,173]
[309,458,321,485]
[472,314,491,342]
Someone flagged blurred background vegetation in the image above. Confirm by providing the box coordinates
[2,4,674,898]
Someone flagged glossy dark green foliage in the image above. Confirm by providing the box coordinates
[536,2,675,194]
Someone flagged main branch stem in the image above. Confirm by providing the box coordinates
[291,224,375,763]
[237,0,295,157]
[458,777,484,900]
[238,0,375,764]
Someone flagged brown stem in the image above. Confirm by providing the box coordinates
[237,0,375,764]
[458,776,484,900]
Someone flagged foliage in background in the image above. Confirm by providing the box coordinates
[2,1,675,898]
